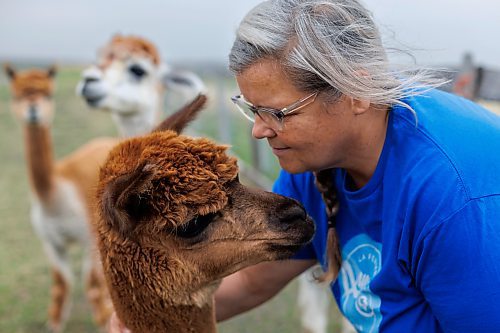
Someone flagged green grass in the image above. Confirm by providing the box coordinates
[0,66,343,332]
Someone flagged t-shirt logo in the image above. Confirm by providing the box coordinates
[338,234,382,333]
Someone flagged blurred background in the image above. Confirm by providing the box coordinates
[1,0,499,332]
[2,0,500,67]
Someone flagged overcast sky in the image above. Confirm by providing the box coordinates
[0,0,499,69]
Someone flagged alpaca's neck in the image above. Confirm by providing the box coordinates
[113,98,162,137]
[103,242,219,333]
[23,124,56,202]
[164,303,217,333]
[113,284,218,333]
[134,302,217,333]
[113,111,156,137]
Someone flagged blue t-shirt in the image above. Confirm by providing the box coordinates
[273,89,500,333]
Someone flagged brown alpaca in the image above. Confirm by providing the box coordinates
[94,95,315,333]
[4,64,116,332]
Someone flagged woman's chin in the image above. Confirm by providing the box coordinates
[278,160,308,174]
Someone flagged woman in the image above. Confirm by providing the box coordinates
[216,0,500,332]
[110,0,500,332]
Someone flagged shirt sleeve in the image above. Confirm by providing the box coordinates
[414,196,500,332]
[273,170,316,260]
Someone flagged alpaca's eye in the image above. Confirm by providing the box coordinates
[128,64,147,79]
[175,213,216,238]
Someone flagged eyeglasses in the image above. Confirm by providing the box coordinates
[230,91,319,131]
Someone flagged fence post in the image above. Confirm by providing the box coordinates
[216,80,232,145]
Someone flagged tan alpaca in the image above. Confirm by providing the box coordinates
[77,34,205,137]
[4,65,117,332]
[94,95,315,333]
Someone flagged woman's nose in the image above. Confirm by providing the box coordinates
[252,115,277,139]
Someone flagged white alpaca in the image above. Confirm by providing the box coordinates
[77,34,205,137]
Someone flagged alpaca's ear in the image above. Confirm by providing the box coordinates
[101,164,155,236]
[160,67,206,96]
[4,63,16,80]
[47,65,57,78]
[111,33,123,42]
[153,94,208,134]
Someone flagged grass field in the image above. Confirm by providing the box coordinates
[0,66,344,333]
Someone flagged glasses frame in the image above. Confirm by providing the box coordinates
[231,91,319,130]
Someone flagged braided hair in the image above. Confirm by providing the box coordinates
[313,169,342,283]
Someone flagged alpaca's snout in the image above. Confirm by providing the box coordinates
[77,67,106,106]
[271,198,316,243]
[276,203,307,225]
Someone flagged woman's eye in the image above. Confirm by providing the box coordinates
[175,212,217,238]
[128,64,147,79]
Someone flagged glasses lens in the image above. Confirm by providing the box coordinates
[231,95,283,130]
[232,96,256,122]
[257,110,283,131]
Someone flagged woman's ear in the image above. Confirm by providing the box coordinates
[352,98,370,115]
[344,95,370,115]
[350,69,371,115]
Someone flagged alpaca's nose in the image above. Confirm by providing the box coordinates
[279,204,307,224]
[76,66,105,102]
[27,104,39,123]
[83,76,99,85]
[80,77,99,95]
[273,200,308,227]
[271,199,315,242]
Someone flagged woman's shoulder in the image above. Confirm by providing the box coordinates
[389,89,500,200]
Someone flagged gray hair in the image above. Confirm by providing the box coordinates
[229,0,443,109]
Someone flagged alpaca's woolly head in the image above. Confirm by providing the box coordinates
[98,34,161,67]
[94,95,315,315]
[97,130,314,305]
[77,34,164,116]
[99,130,238,236]
[4,65,57,125]
[77,33,205,133]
